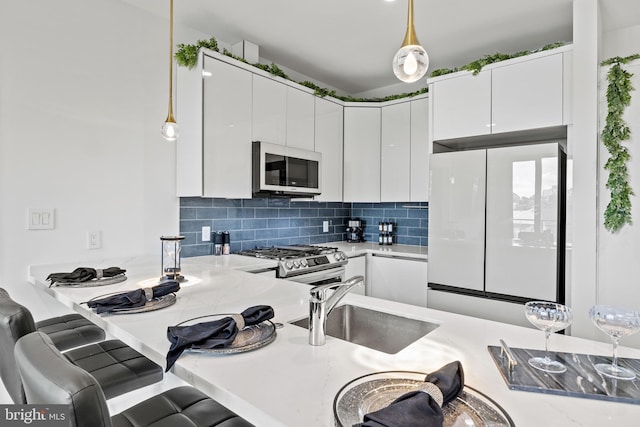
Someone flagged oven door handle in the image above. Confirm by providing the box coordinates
[285,267,345,284]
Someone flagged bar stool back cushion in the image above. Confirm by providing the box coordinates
[0,288,38,403]
[15,331,112,427]
[16,332,254,427]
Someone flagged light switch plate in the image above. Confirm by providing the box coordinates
[27,208,55,230]
[322,220,329,233]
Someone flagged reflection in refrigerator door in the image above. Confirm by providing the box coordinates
[485,143,563,301]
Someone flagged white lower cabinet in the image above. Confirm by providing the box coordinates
[367,253,428,307]
[426,288,532,328]
[344,254,366,295]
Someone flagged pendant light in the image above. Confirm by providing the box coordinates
[161,0,179,141]
[392,0,429,83]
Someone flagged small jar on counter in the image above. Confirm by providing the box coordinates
[222,231,231,255]
[213,232,223,256]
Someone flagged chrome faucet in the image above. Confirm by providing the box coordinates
[309,276,364,346]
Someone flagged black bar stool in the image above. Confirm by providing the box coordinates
[0,288,163,404]
[16,331,253,427]
[1,288,105,350]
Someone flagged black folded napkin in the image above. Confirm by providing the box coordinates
[47,266,126,285]
[355,361,464,427]
[165,305,274,371]
[86,281,180,314]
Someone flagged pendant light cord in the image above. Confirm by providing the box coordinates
[166,0,175,122]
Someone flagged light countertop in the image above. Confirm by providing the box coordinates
[28,255,640,427]
[325,241,428,260]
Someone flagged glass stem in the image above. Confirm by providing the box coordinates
[612,337,620,370]
[544,330,551,360]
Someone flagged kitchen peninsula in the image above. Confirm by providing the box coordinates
[28,256,640,426]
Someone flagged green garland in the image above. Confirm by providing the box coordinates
[174,37,431,102]
[601,54,640,232]
[174,38,563,103]
[430,42,566,77]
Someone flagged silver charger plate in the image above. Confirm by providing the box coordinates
[334,371,514,427]
[52,274,127,287]
[176,314,277,355]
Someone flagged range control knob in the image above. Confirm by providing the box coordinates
[300,259,308,267]
[285,261,294,270]
[293,260,301,269]
[333,253,341,261]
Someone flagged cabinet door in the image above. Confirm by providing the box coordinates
[202,57,253,198]
[343,107,381,202]
[428,150,486,291]
[410,98,430,201]
[344,255,366,295]
[381,102,411,201]
[252,74,286,144]
[286,87,315,150]
[492,54,563,134]
[431,70,491,141]
[484,143,559,301]
[314,98,343,202]
[368,254,428,307]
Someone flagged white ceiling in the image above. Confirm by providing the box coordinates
[123,0,639,95]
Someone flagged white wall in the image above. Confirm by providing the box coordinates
[0,0,184,319]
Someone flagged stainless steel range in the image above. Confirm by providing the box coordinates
[237,245,348,285]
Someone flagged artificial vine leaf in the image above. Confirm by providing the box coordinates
[601,55,639,232]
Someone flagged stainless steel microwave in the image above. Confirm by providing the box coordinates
[252,141,322,197]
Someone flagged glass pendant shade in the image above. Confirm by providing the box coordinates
[393,0,429,83]
[161,118,179,141]
[393,45,429,83]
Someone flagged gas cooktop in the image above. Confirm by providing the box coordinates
[237,245,339,260]
[236,245,347,277]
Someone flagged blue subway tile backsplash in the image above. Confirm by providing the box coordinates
[179,198,428,258]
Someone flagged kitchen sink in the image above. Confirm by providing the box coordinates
[289,304,439,354]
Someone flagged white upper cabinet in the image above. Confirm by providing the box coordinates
[381,102,411,201]
[252,74,286,145]
[314,97,344,202]
[410,98,430,202]
[429,46,571,142]
[286,87,315,150]
[252,75,315,150]
[491,53,563,134]
[431,69,492,141]
[202,57,253,198]
[343,107,381,202]
[176,51,252,198]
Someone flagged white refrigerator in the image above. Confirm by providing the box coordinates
[427,142,566,306]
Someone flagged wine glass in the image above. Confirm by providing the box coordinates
[589,305,640,380]
[524,301,573,373]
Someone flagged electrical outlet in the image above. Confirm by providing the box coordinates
[322,220,329,233]
[87,231,101,249]
[202,226,211,242]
